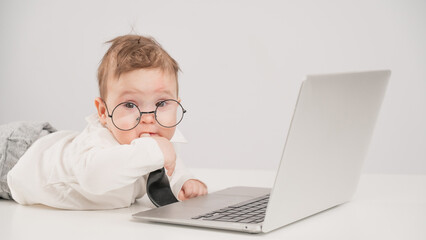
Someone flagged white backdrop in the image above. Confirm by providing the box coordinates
[1,0,425,174]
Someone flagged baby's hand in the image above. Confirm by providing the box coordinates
[178,179,208,201]
[151,136,176,176]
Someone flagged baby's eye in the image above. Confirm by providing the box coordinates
[124,102,137,109]
[156,101,166,108]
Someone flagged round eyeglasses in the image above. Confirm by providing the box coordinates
[104,99,186,131]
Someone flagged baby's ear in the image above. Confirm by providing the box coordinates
[94,97,107,125]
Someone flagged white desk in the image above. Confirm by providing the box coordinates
[1,169,425,240]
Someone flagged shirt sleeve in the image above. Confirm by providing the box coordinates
[74,137,164,195]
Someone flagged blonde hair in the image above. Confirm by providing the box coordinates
[97,34,180,99]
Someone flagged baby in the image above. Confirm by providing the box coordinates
[0,34,207,209]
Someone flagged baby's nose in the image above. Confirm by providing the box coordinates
[140,112,155,124]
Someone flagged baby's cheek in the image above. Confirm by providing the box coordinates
[159,127,176,140]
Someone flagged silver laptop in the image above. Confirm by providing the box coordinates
[133,70,391,233]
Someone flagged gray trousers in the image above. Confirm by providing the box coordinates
[0,121,56,200]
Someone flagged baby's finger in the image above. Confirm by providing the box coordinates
[178,190,186,201]
[193,184,203,198]
[189,185,199,198]
[198,184,207,197]
[199,186,207,196]
[194,187,202,197]
[184,185,194,198]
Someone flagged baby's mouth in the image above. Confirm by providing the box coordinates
[140,133,157,138]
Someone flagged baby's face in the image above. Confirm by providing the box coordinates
[98,68,179,145]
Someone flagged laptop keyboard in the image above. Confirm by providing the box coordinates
[191,194,269,224]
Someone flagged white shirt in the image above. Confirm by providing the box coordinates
[7,114,193,210]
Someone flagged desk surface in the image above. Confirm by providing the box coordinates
[1,169,426,240]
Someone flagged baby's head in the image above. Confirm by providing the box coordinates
[95,34,182,144]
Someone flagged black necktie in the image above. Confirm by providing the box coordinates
[146,168,179,207]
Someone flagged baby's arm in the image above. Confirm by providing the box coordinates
[75,137,165,195]
[168,156,208,201]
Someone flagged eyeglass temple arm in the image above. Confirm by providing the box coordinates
[101,99,113,118]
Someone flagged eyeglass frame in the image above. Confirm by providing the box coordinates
[102,99,187,131]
